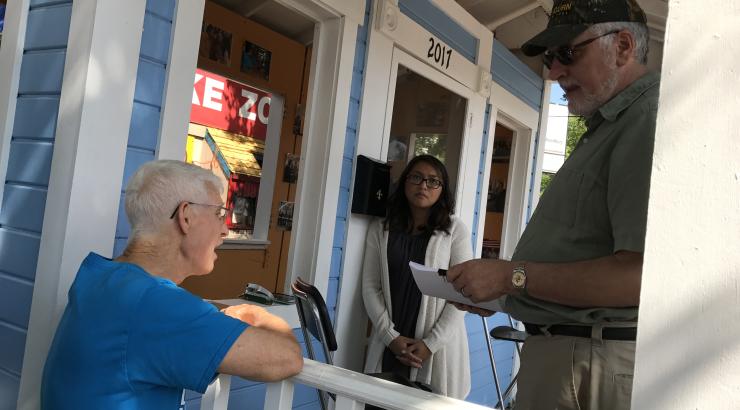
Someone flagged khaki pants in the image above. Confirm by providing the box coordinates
[514,325,636,410]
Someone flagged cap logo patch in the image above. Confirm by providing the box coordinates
[552,1,573,16]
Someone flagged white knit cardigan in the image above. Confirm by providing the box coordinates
[361,216,472,399]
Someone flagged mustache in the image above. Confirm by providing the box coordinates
[559,79,579,90]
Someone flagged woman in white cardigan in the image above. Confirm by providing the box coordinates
[362,155,472,399]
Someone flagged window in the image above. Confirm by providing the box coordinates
[187,68,277,241]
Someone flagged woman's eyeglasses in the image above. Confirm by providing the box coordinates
[542,30,621,69]
[170,202,229,220]
[406,174,443,189]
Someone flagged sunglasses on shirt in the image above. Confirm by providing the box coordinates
[542,30,621,69]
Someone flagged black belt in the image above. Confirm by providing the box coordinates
[524,323,637,341]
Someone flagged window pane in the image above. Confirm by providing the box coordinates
[187,68,272,240]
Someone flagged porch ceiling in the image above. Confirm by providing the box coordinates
[211,0,315,45]
[456,0,669,73]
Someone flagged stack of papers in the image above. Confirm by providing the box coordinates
[409,261,505,311]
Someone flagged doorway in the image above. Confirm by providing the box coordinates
[385,65,468,192]
[482,123,513,259]
[480,110,535,260]
[180,0,315,298]
[380,48,486,220]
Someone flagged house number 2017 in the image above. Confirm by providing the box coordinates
[427,37,452,69]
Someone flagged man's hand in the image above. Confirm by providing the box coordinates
[451,301,495,317]
[222,304,292,335]
[446,259,515,303]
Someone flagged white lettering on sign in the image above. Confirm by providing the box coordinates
[203,77,225,111]
[192,73,204,105]
[191,70,271,132]
[258,97,271,124]
[239,90,258,121]
[427,37,452,70]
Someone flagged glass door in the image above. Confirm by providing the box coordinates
[382,48,486,219]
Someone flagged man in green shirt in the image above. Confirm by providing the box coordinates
[447,0,658,409]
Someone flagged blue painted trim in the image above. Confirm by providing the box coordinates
[328,0,371,327]
[398,0,478,64]
[470,104,492,249]
[526,128,543,221]
[491,39,543,111]
[204,130,232,180]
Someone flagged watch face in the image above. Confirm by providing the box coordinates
[512,271,526,288]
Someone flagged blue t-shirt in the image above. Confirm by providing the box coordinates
[41,253,248,409]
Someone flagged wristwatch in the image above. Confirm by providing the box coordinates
[511,265,527,294]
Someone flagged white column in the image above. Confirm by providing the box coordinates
[632,1,740,409]
[157,0,205,160]
[17,0,147,407]
[287,16,358,293]
[332,10,395,371]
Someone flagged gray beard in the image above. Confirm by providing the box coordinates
[565,63,620,117]
[568,76,618,116]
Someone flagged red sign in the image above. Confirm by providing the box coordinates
[190,68,271,140]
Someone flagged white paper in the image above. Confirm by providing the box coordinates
[409,261,505,312]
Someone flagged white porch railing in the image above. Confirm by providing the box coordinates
[201,359,493,410]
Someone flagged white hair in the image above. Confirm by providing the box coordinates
[124,160,223,238]
[588,21,650,65]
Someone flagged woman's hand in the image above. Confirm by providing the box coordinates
[388,336,415,356]
[406,340,431,363]
[389,336,423,368]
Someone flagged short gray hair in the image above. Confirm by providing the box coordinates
[588,22,650,65]
[124,160,223,237]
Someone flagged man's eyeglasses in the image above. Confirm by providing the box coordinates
[170,202,229,220]
[406,174,443,189]
[542,30,621,69]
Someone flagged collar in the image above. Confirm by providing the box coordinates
[590,71,660,124]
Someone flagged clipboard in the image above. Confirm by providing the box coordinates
[409,261,505,311]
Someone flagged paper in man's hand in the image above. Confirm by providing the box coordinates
[409,261,505,311]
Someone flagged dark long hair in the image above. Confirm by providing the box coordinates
[384,155,454,235]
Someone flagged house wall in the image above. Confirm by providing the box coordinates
[0,0,363,408]
[491,39,543,112]
[0,0,549,408]
[465,37,545,407]
[332,1,547,408]
[0,1,73,407]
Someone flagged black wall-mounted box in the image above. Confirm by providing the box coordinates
[351,155,390,217]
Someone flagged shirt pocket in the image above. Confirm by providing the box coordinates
[539,168,584,228]
[575,173,610,234]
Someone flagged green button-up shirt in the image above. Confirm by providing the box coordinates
[505,72,660,325]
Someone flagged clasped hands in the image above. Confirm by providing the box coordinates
[389,336,431,368]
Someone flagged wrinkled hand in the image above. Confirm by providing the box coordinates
[451,302,495,317]
[222,304,292,334]
[446,259,514,303]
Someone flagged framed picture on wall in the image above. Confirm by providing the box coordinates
[283,154,299,183]
[241,41,272,80]
[277,201,294,230]
[200,22,232,65]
